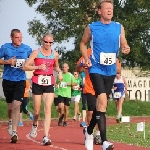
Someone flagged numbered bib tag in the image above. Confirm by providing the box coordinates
[114,92,121,98]
[12,59,25,68]
[100,53,116,65]
[38,75,51,86]
[74,85,79,90]
[60,82,67,88]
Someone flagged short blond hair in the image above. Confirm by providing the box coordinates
[43,33,53,39]
[97,0,114,9]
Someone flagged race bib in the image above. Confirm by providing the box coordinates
[100,53,116,65]
[12,59,25,68]
[114,92,121,98]
[38,75,51,86]
[60,82,67,88]
[74,85,79,90]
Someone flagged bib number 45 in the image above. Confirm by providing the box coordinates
[100,52,116,65]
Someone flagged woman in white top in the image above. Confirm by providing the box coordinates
[113,67,127,123]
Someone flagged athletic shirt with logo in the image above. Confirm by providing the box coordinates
[32,49,55,86]
[113,76,125,99]
[71,77,82,96]
[57,72,76,98]
[88,21,121,76]
[0,43,32,81]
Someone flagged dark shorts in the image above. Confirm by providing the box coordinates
[2,79,26,103]
[86,93,96,111]
[90,73,115,99]
[54,97,59,106]
[32,82,54,95]
[81,92,87,110]
[58,95,71,106]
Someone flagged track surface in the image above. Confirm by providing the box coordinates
[0,117,149,150]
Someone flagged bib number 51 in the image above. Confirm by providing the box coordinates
[38,76,51,85]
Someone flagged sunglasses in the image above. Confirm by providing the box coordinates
[43,40,54,44]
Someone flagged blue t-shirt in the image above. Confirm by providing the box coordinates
[88,21,121,76]
[0,43,32,81]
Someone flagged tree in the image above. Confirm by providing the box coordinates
[25,0,150,72]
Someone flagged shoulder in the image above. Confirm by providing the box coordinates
[54,50,59,58]
[89,21,99,27]
[21,43,32,50]
[1,43,12,49]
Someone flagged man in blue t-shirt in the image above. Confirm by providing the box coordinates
[80,1,130,150]
[0,29,32,143]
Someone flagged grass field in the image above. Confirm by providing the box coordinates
[107,122,150,148]
[0,98,150,120]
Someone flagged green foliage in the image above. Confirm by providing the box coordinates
[25,0,150,70]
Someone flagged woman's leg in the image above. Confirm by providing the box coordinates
[42,92,54,137]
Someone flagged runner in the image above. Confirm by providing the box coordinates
[57,63,77,127]
[79,70,87,127]
[80,0,130,150]
[76,48,101,145]
[113,67,127,123]
[71,71,82,121]
[18,79,33,126]
[54,84,60,116]
[24,33,63,145]
[0,29,32,143]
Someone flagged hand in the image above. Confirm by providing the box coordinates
[81,58,92,68]
[58,72,63,81]
[125,89,127,94]
[122,45,130,55]
[114,87,117,90]
[39,64,47,70]
[4,57,16,65]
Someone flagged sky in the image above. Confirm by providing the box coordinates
[0,0,74,51]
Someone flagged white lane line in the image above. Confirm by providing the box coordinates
[26,128,68,150]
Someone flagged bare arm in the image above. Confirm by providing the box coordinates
[24,50,39,71]
[120,25,130,54]
[123,76,127,89]
[53,51,62,73]
[80,26,91,60]
[120,25,128,48]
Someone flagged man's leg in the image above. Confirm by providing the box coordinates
[90,73,115,149]
[63,98,71,127]
[58,96,65,126]
[11,80,25,143]
[80,93,87,127]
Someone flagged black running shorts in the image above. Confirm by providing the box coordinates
[2,79,26,103]
[90,73,115,99]
[32,82,54,95]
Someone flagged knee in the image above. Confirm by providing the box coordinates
[34,110,40,117]
[88,111,93,118]
[12,101,21,110]
[44,107,51,115]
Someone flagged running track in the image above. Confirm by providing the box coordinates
[0,117,149,150]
